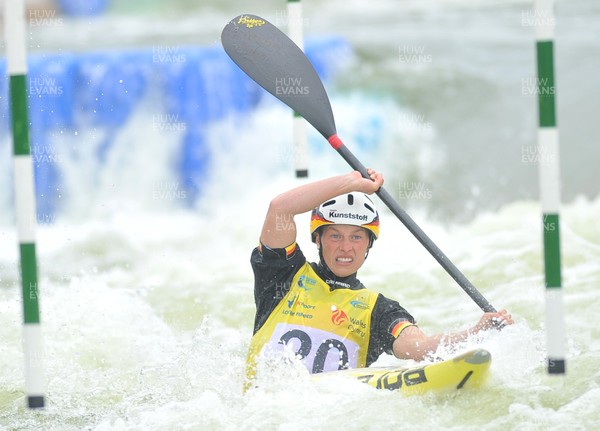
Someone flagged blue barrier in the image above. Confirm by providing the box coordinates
[73,50,151,129]
[305,36,353,82]
[161,45,268,125]
[57,0,109,17]
[27,52,76,217]
[0,36,351,219]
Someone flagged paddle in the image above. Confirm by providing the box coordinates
[221,14,497,313]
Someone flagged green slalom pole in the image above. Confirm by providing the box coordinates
[534,0,565,374]
[287,0,309,177]
[5,0,46,407]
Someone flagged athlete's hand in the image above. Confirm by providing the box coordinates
[473,309,514,332]
[346,169,384,194]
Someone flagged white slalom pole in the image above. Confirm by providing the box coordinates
[287,0,309,177]
[5,0,46,407]
[533,0,566,374]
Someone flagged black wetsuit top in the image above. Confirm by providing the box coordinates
[250,242,416,367]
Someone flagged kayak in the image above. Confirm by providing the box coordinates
[315,348,491,395]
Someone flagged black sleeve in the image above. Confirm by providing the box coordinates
[366,293,416,366]
[250,242,306,334]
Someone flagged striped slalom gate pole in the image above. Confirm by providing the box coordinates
[533,0,565,374]
[5,0,46,407]
[287,0,309,177]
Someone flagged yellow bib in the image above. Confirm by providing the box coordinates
[246,263,378,386]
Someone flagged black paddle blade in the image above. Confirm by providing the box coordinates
[221,14,337,139]
[222,16,497,314]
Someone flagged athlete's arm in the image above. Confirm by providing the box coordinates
[392,309,513,360]
[260,170,383,249]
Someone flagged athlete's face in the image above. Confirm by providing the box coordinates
[316,225,371,277]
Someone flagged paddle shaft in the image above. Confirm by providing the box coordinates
[329,135,497,313]
[222,15,497,313]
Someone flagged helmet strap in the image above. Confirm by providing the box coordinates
[363,233,375,260]
[315,235,329,271]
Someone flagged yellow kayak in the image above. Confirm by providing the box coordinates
[316,348,491,395]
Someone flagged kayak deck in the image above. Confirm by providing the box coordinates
[316,348,491,395]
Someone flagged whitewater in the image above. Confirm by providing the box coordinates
[1,0,599,430]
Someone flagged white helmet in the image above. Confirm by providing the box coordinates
[310,193,379,243]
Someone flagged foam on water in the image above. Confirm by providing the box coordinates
[1,94,599,429]
[2,0,600,429]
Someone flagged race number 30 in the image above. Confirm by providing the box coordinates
[270,324,360,373]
